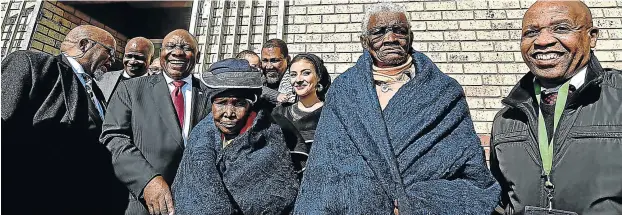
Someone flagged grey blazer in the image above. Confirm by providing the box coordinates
[95,70,123,102]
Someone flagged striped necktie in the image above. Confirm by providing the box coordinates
[82,73,105,118]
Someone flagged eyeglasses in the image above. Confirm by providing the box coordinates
[88,39,115,58]
[365,25,410,41]
[522,23,590,39]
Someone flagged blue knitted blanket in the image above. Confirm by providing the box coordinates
[293,50,500,214]
[172,109,299,214]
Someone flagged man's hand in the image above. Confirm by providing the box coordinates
[277,93,291,103]
[143,176,174,215]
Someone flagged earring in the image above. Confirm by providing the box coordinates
[316,84,324,92]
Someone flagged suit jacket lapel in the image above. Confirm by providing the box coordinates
[91,81,107,109]
[108,71,124,102]
[189,77,208,134]
[151,74,184,148]
[58,55,103,126]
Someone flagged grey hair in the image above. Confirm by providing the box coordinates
[361,2,412,36]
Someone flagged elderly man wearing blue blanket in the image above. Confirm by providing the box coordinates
[294,3,500,214]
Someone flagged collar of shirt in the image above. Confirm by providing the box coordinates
[65,55,86,75]
[534,66,588,92]
[568,66,587,89]
[122,71,149,79]
[122,71,131,78]
[64,54,105,118]
[162,72,193,86]
[64,55,89,85]
[407,64,416,79]
[162,72,193,143]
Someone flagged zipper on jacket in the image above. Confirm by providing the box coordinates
[517,102,559,211]
[570,131,622,138]
[543,175,555,211]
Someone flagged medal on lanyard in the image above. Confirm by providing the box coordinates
[534,80,571,210]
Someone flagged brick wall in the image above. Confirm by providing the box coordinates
[1,1,127,60]
[27,1,127,59]
[193,0,622,161]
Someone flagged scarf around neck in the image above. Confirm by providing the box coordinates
[371,56,413,83]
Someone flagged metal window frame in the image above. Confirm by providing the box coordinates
[4,0,25,56]
[19,0,43,51]
[198,0,215,74]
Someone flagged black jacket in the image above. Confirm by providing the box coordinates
[1,51,128,214]
[100,73,211,214]
[491,53,622,214]
[271,104,323,175]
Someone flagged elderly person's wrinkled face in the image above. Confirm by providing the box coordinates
[160,30,198,80]
[362,12,412,67]
[261,47,288,84]
[290,60,319,98]
[212,96,252,136]
[62,26,116,75]
[521,1,598,84]
[123,38,152,77]
[89,37,116,73]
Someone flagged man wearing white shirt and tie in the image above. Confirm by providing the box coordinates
[101,29,211,215]
[2,25,128,214]
[490,1,622,214]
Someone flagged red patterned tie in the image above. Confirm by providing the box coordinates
[542,91,558,105]
[542,85,576,105]
[172,80,185,128]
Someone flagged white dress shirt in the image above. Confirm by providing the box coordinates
[162,72,193,144]
[539,66,588,91]
[568,66,587,89]
[65,56,105,118]
[122,71,149,78]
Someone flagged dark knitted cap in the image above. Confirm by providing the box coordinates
[204,58,263,89]
[204,58,263,103]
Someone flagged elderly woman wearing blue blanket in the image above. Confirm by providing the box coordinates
[293,3,500,214]
[172,59,299,214]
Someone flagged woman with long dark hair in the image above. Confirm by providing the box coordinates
[271,53,331,174]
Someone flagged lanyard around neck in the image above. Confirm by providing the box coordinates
[534,80,571,181]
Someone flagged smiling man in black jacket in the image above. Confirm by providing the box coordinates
[490,1,622,214]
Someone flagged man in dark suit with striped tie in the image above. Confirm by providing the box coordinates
[2,25,128,214]
[101,29,211,215]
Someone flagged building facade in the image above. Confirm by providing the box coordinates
[2,0,622,161]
